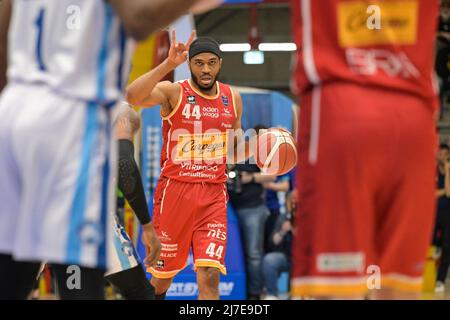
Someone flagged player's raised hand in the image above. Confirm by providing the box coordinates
[167,30,196,68]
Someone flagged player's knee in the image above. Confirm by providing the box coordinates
[150,277,173,294]
[263,253,276,266]
[197,267,220,293]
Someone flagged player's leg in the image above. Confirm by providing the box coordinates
[148,177,195,299]
[432,211,444,250]
[105,216,154,299]
[262,252,289,299]
[371,93,436,300]
[292,84,391,299]
[197,267,220,300]
[0,85,38,299]
[10,88,115,298]
[435,211,450,291]
[51,264,105,300]
[0,254,41,299]
[235,205,269,299]
[106,265,155,300]
[150,277,174,299]
[264,208,280,253]
[192,182,228,300]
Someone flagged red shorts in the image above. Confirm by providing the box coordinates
[292,83,437,297]
[148,176,228,279]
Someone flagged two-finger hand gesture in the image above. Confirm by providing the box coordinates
[167,30,196,68]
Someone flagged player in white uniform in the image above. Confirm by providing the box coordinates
[0,0,213,300]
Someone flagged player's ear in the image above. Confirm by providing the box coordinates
[219,58,223,68]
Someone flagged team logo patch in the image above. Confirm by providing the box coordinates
[187,96,196,104]
[221,95,229,107]
[156,260,165,269]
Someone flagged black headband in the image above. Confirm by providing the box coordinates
[189,37,222,60]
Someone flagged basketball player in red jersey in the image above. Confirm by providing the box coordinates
[126,31,247,300]
[291,0,439,299]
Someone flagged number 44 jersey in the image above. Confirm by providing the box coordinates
[160,79,238,184]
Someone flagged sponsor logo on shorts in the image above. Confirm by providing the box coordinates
[161,243,178,251]
[207,223,226,228]
[160,231,172,241]
[317,252,365,273]
[160,252,177,258]
[156,260,165,269]
[337,0,418,47]
[207,229,227,241]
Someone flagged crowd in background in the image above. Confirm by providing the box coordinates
[225,0,450,299]
[227,125,296,300]
[434,0,450,294]
[437,0,450,119]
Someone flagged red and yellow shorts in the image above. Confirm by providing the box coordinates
[148,176,228,279]
[292,83,437,297]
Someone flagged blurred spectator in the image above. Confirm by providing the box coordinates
[436,1,450,118]
[228,163,276,300]
[263,172,291,253]
[262,213,293,300]
[432,143,450,293]
[228,124,276,299]
[438,0,450,42]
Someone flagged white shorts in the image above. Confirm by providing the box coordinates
[0,82,116,269]
[105,215,141,276]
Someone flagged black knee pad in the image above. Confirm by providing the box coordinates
[106,265,154,300]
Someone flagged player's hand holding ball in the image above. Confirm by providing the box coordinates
[255,128,297,175]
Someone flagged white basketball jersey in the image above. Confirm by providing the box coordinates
[8,0,130,104]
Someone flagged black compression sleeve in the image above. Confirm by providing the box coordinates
[118,139,151,225]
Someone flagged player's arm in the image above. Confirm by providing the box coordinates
[109,0,200,41]
[228,88,258,164]
[118,139,161,267]
[115,106,151,226]
[263,179,290,192]
[241,171,276,184]
[445,161,450,198]
[0,0,11,93]
[115,107,161,266]
[118,139,151,226]
[125,30,195,109]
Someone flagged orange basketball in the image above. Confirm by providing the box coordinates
[256,128,297,175]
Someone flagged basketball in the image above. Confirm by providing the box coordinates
[256,127,297,176]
